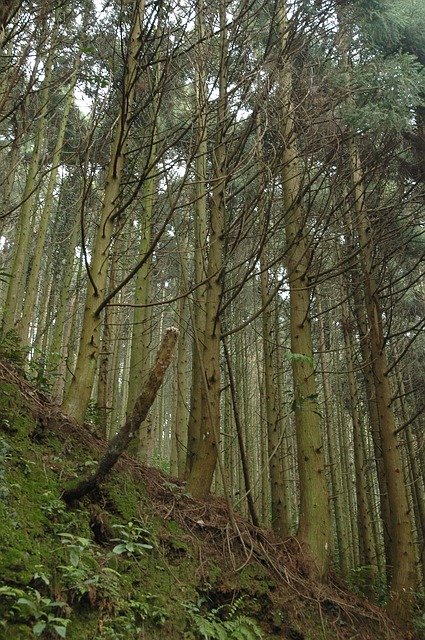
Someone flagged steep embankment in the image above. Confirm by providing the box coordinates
[0,359,416,639]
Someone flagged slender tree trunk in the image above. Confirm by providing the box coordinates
[317,302,349,578]
[277,4,330,579]
[350,273,392,580]
[186,0,227,499]
[341,304,378,592]
[62,1,145,423]
[16,59,79,343]
[348,138,417,617]
[2,44,54,333]
[126,172,154,456]
[171,228,190,478]
[185,0,208,477]
[260,263,289,537]
[223,340,259,527]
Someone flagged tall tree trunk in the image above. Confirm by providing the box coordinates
[260,263,289,537]
[16,52,80,342]
[317,301,349,578]
[126,173,154,457]
[2,42,54,333]
[186,0,227,499]
[277,4,330,579]
[171,227,190,478]
[185,0,208,477]
[341,302,378,592]
[62,0,145,423]
[347,138,417,617]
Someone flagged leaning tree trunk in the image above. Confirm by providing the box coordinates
[62,327,178,504]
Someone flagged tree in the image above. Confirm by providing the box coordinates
[62,0,146,423]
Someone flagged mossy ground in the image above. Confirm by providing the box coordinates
[0,362,420,640]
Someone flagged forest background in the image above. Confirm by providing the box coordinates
[1,0,425,626]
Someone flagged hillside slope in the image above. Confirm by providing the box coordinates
[0,359,418,640]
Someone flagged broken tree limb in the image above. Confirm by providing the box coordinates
[62,327,179,504]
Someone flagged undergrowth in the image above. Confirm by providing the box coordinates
[0,360,418,640]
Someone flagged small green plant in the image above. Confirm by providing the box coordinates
[59,562,121,605]
[41,492,67,519]
[0,436,12,499]
[185,596,263,640]
[41,492,79,533]
[59,533,94,568]
[111,520,154,557]
[0,329,27,367]
[58,532,122,606]
[84,401,102,426]
[129,594,168,626]
[0,585,69,638]
[99,594,168,639]
[31,565,51,588]
[412,593,425,635]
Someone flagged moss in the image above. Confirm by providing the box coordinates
[239,562,275,594]
[66,612,98,640]
[0,623,33,639]
[0,382,33,441]
[0,373,408,640]
[103,472,144,520]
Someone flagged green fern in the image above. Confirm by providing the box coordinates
[186,596,263,640]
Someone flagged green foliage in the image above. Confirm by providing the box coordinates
[41,491,67,519]
[0,330,27,367]
[184,597,263,640]
[0,331,60,393]
[128,594,168,626]
[0,585,69,638]
[99,595,168,639]
[59,533,95,569]
[26,348,61,394]
[84,401,102,426]
[58,533,121,605]
[284,351,314,367]
[339,53,425,132]
[0,436,12,499]
[412,593,425,634]
[111,520,154,557]
[150,453,170,474]
[348,566,387,603]
[352,0,425,62]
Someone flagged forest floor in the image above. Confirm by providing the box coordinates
[0,358,422,640]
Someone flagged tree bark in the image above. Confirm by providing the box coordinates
[185,0,227,499]
[277,4,330,579]
[62,0,145,423]
[62,327,178,504]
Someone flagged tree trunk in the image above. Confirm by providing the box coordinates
[16,57,79,343]
[62,1,145,423]
[62,327,178,504]
[186,0,227,499]
[2,43,54,333]
[277,4,330,579]
[185,0,208,477]
[348,138,417,618]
